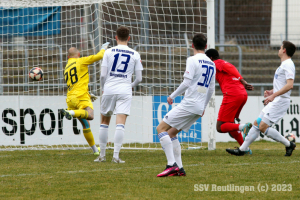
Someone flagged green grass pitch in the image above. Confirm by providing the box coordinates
[0,141,299,199]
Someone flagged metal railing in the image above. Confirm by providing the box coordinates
[138,83,300,96]
[215,34,300,49]
[251,83,300,97]
[0,43,298,97]
[133,43,243,77]
[1,82,300,97]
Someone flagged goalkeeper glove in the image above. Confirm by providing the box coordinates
[101,42,110,51]
[89,93,98,102]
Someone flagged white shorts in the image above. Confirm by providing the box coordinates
[100,94,132,116]
[163,106,201,132]
[261,97,290,126]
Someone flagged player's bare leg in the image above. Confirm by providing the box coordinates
[167,127,179,138]
[259,121,296,156]
[156,121,172,133]
[84,106,94,120]
[167,127,186,176]
[156,121,178,177]
[111,114,128,163]
[95,114,111,162]
[101,114,111,125]
[116,114,127,125]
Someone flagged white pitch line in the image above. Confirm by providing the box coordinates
[0,155,11,157]
[0,151,153,157]
[1,160,300,178]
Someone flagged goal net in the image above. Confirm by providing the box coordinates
[0,0,215,150]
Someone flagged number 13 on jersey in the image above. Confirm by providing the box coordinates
[112,53,131,73]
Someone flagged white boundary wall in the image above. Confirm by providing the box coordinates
[0,96,299,146]
[0,96,153,146]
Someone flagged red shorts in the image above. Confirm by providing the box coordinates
[217,93,248,122]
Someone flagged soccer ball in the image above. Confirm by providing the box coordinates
[29,67,43,81]
[285,133,296,143]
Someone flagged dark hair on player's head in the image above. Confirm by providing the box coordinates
[205,49,220,61]
[192,33,207,50]
[117,26,130,41]
[282,41,296,57]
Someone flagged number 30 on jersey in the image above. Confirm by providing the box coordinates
[198,65,214,88]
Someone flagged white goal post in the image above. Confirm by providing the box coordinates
[0,0,215,151]
[206,0,216,150]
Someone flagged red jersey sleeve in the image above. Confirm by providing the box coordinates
[222,63,243,80]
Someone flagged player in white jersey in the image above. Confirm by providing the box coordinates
[156,34,215,177]
[94,26,143,163]
[226,41,296,156]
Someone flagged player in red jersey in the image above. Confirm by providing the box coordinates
[205,49,254,150]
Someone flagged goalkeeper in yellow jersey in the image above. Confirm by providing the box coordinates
[60,42,109,155]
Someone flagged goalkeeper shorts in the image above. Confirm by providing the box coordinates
[66,92,93,110]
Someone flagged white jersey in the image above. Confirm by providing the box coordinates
[101,44,143,95]
[273,58,295,98]
[177,53,216,115]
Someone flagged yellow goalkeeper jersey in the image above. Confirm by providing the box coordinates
[64,49,105,97]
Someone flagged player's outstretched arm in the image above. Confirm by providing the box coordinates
[131,70,142,88]
[168,57,194,104]
[264,79,293,105]
[167,78,191,105]
[100,66,108,93]
[132,54,143,88]
[223,62,254,90]
[100,48,109,93]
[89,92,98,102]
[81,42,110,65]
[264,89,273,97]
[240,79,254,90]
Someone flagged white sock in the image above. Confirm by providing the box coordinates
[172,137,182,168]
[240,126,260,151]
[69,110,75,116]
[239,124,245,131]
[91,145,98,153]
[99,124,109,157]
[113,124,125,159]
[265,127,290,147]
[158,132,176,166]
